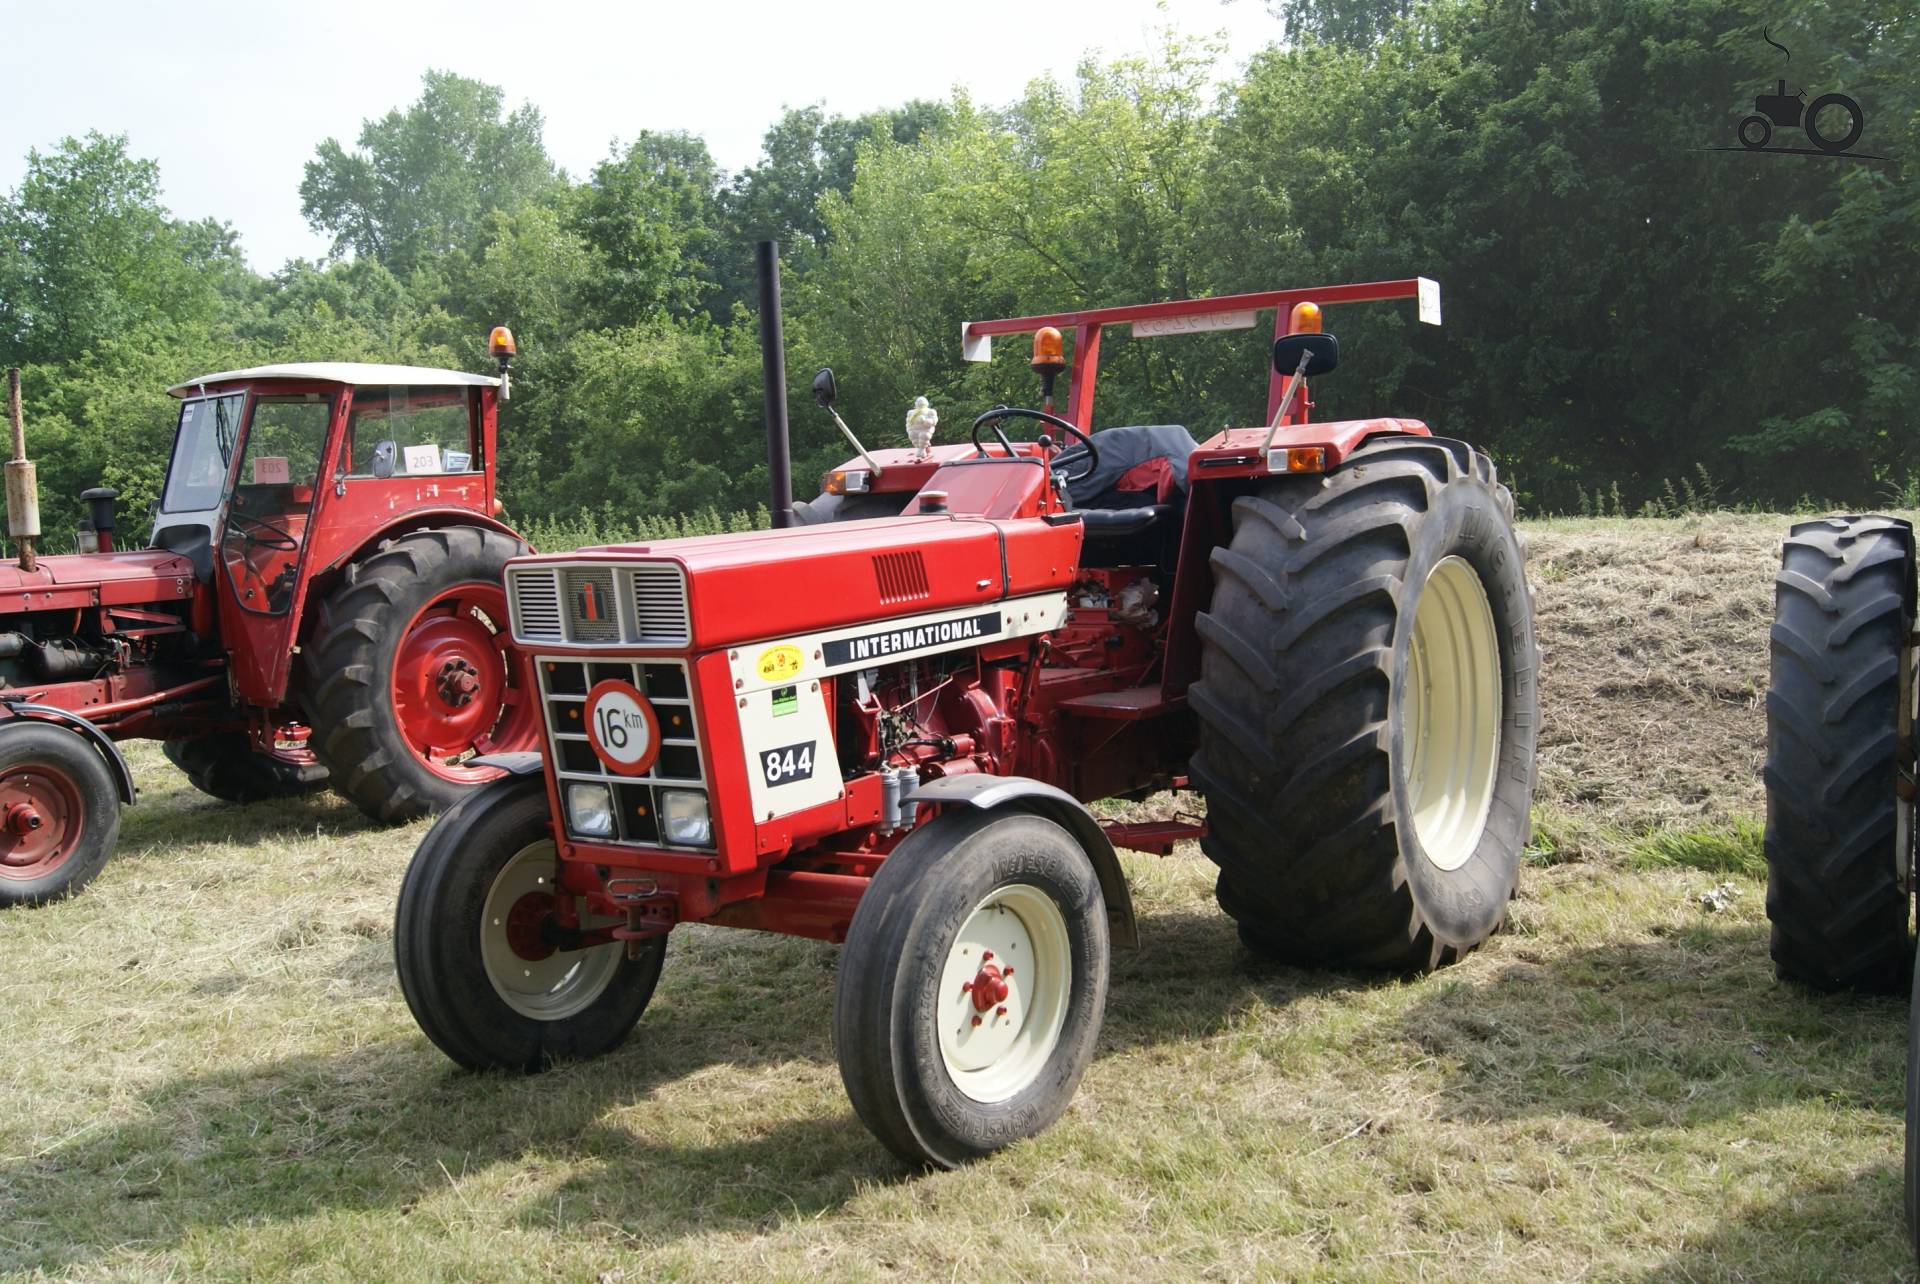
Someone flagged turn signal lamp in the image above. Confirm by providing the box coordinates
[1288,302,1322,334]
[488,325,517,358]
[1265,445,1327,474]
[823,468,871,495]
[1031,326,1066,375]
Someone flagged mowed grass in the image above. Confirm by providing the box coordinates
[3,509,1916,1281]
[1,750,1907,1281]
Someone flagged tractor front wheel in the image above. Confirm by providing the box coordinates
[394,772,664,1070]
[304,526,540,823]
[0,722,121,907]
[1191,436,1538,971]
[834,809,1109,1168]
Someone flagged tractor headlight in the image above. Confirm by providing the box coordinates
[566,783,614,838]
[659,789,712,846]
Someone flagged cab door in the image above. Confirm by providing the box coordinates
[215,386,345,706]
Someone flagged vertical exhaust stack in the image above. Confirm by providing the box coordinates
[755,241,795,530]
[4,369,39,573]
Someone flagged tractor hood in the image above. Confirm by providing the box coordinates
[506,513,1080,652]
[0,550,197,611]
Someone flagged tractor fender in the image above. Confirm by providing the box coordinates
[466,751,543,776]
[904,774,1139,949]
[0,703,136,805]
[309,509,528,586]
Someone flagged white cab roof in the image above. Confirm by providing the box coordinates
[168,362,499,398]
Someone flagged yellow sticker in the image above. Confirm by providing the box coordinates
[756,644,805,682]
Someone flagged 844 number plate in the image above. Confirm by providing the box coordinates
[760,741,817,788]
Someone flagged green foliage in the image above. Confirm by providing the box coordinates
[2,14,1914,547]
[299,71,557,275]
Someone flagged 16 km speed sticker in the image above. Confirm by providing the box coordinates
[760,741,818,788]
[583,680,662,776]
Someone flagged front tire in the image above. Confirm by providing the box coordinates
[0,722,121,907]
[394,773,664,1070]
[304,526,539,823]
[1190,436,1538,971]
[834,809,1109,1168]
[1763,515,1915,993]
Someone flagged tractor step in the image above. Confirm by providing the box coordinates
[1102,818,1208,856]
[1056,685,1182,720]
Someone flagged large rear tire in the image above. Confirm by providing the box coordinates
[1907,936,1920,1259]
[304,526,539,823]
[1762,515,1916,993]
[1190,436,1538,971]
[163,732,329,803]
[0,722,121,907]
[393,773,664,1071]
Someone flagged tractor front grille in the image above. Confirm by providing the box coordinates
[538,656,712,850]
[508,561,690,648]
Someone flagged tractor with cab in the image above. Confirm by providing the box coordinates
[0,329,538,906]
[394,273,1540,1168]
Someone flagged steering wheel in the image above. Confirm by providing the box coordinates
[969,406,1100,485]
[227,508,299,552]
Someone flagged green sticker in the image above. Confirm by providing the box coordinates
[771,685,797,717]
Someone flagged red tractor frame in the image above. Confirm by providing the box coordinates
[395,278,1540,1168]
[0,343,539,906]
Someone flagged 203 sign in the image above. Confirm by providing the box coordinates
[761,741,817,788]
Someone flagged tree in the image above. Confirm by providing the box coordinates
[299,71,557,275]
[0,132,217,367]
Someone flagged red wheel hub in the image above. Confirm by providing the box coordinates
[0,765,83,882]
[503,891,557,962]
[963,954,1011,1013]
[389,583,539,782]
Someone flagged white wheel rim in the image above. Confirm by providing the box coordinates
[479,839,624,1020]
[1404,555,1503,872]
[936,884,1072,1104]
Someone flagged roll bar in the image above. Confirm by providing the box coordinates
[961,277,1439,431]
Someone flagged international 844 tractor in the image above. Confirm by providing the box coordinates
[394,278,1540,1167]
[0,331,537,906]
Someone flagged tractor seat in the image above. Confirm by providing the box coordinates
[1078,504,1176,541]
[1056,424,1197,547]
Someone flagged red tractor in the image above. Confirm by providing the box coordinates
[0,332,538,907]
[394,278,1540,1167]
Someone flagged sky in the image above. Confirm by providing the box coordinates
[0,0,1285,272]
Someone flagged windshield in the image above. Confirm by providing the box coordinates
[161,394,245,512]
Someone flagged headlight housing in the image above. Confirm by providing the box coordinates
[659,789,712,846]
[566,783,614,838]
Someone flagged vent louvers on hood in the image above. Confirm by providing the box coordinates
[872,550,931,605]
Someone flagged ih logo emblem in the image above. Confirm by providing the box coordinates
[576,579,606,623]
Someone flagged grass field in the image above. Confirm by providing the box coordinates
[2,513,1915,1281]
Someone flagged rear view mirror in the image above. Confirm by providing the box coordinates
[1273,332,1339,377]
[812,367,838,408]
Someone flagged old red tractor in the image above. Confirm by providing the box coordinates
[394,276,1539,1167]
[0,332,538,906]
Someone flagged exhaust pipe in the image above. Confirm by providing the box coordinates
[5,369,39,573]
[755,241,795,530]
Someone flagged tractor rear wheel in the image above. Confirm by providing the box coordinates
[1191,436,1538,971]
[834,808,1108,1168]
[163,732,329,803]
[394,772,665,1070]
[304,526,540,823]
[0,722,121,907]
[1763,515,1916,993]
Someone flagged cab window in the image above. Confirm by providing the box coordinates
[347,386,478,478]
